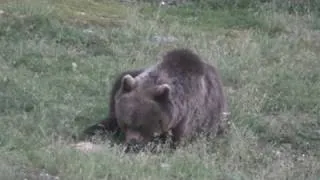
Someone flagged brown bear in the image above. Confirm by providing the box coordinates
[82,48,229,152]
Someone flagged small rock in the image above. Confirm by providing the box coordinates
[72,62,77,71]
[151,35,178,44]
[3,76,9,83]
[160,0,188,6]
[160,163,170,169]
[71,141,104,153]
[83,29,93,34]
[39,172,60,180]
[77,12,86,16]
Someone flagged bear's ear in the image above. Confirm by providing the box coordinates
[153,84,171,102]
[120,74,136,92]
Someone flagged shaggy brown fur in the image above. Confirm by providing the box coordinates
[82,48,229,151]
[81,69,144,139]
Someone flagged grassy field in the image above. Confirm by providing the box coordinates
[0,0,320,179]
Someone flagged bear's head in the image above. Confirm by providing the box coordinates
[114,74,172,152]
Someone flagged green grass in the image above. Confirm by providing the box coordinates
[0,0,320,179]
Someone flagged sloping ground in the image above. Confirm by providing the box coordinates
[0,0,319,179]
[1,0,129,26]
[52,0,128,27]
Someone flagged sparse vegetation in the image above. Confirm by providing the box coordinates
[0,0,319,179]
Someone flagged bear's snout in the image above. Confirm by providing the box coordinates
[125,129,146,144]
[124,129,147,153]
[125,137,145,153]
[127,139,139,146]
